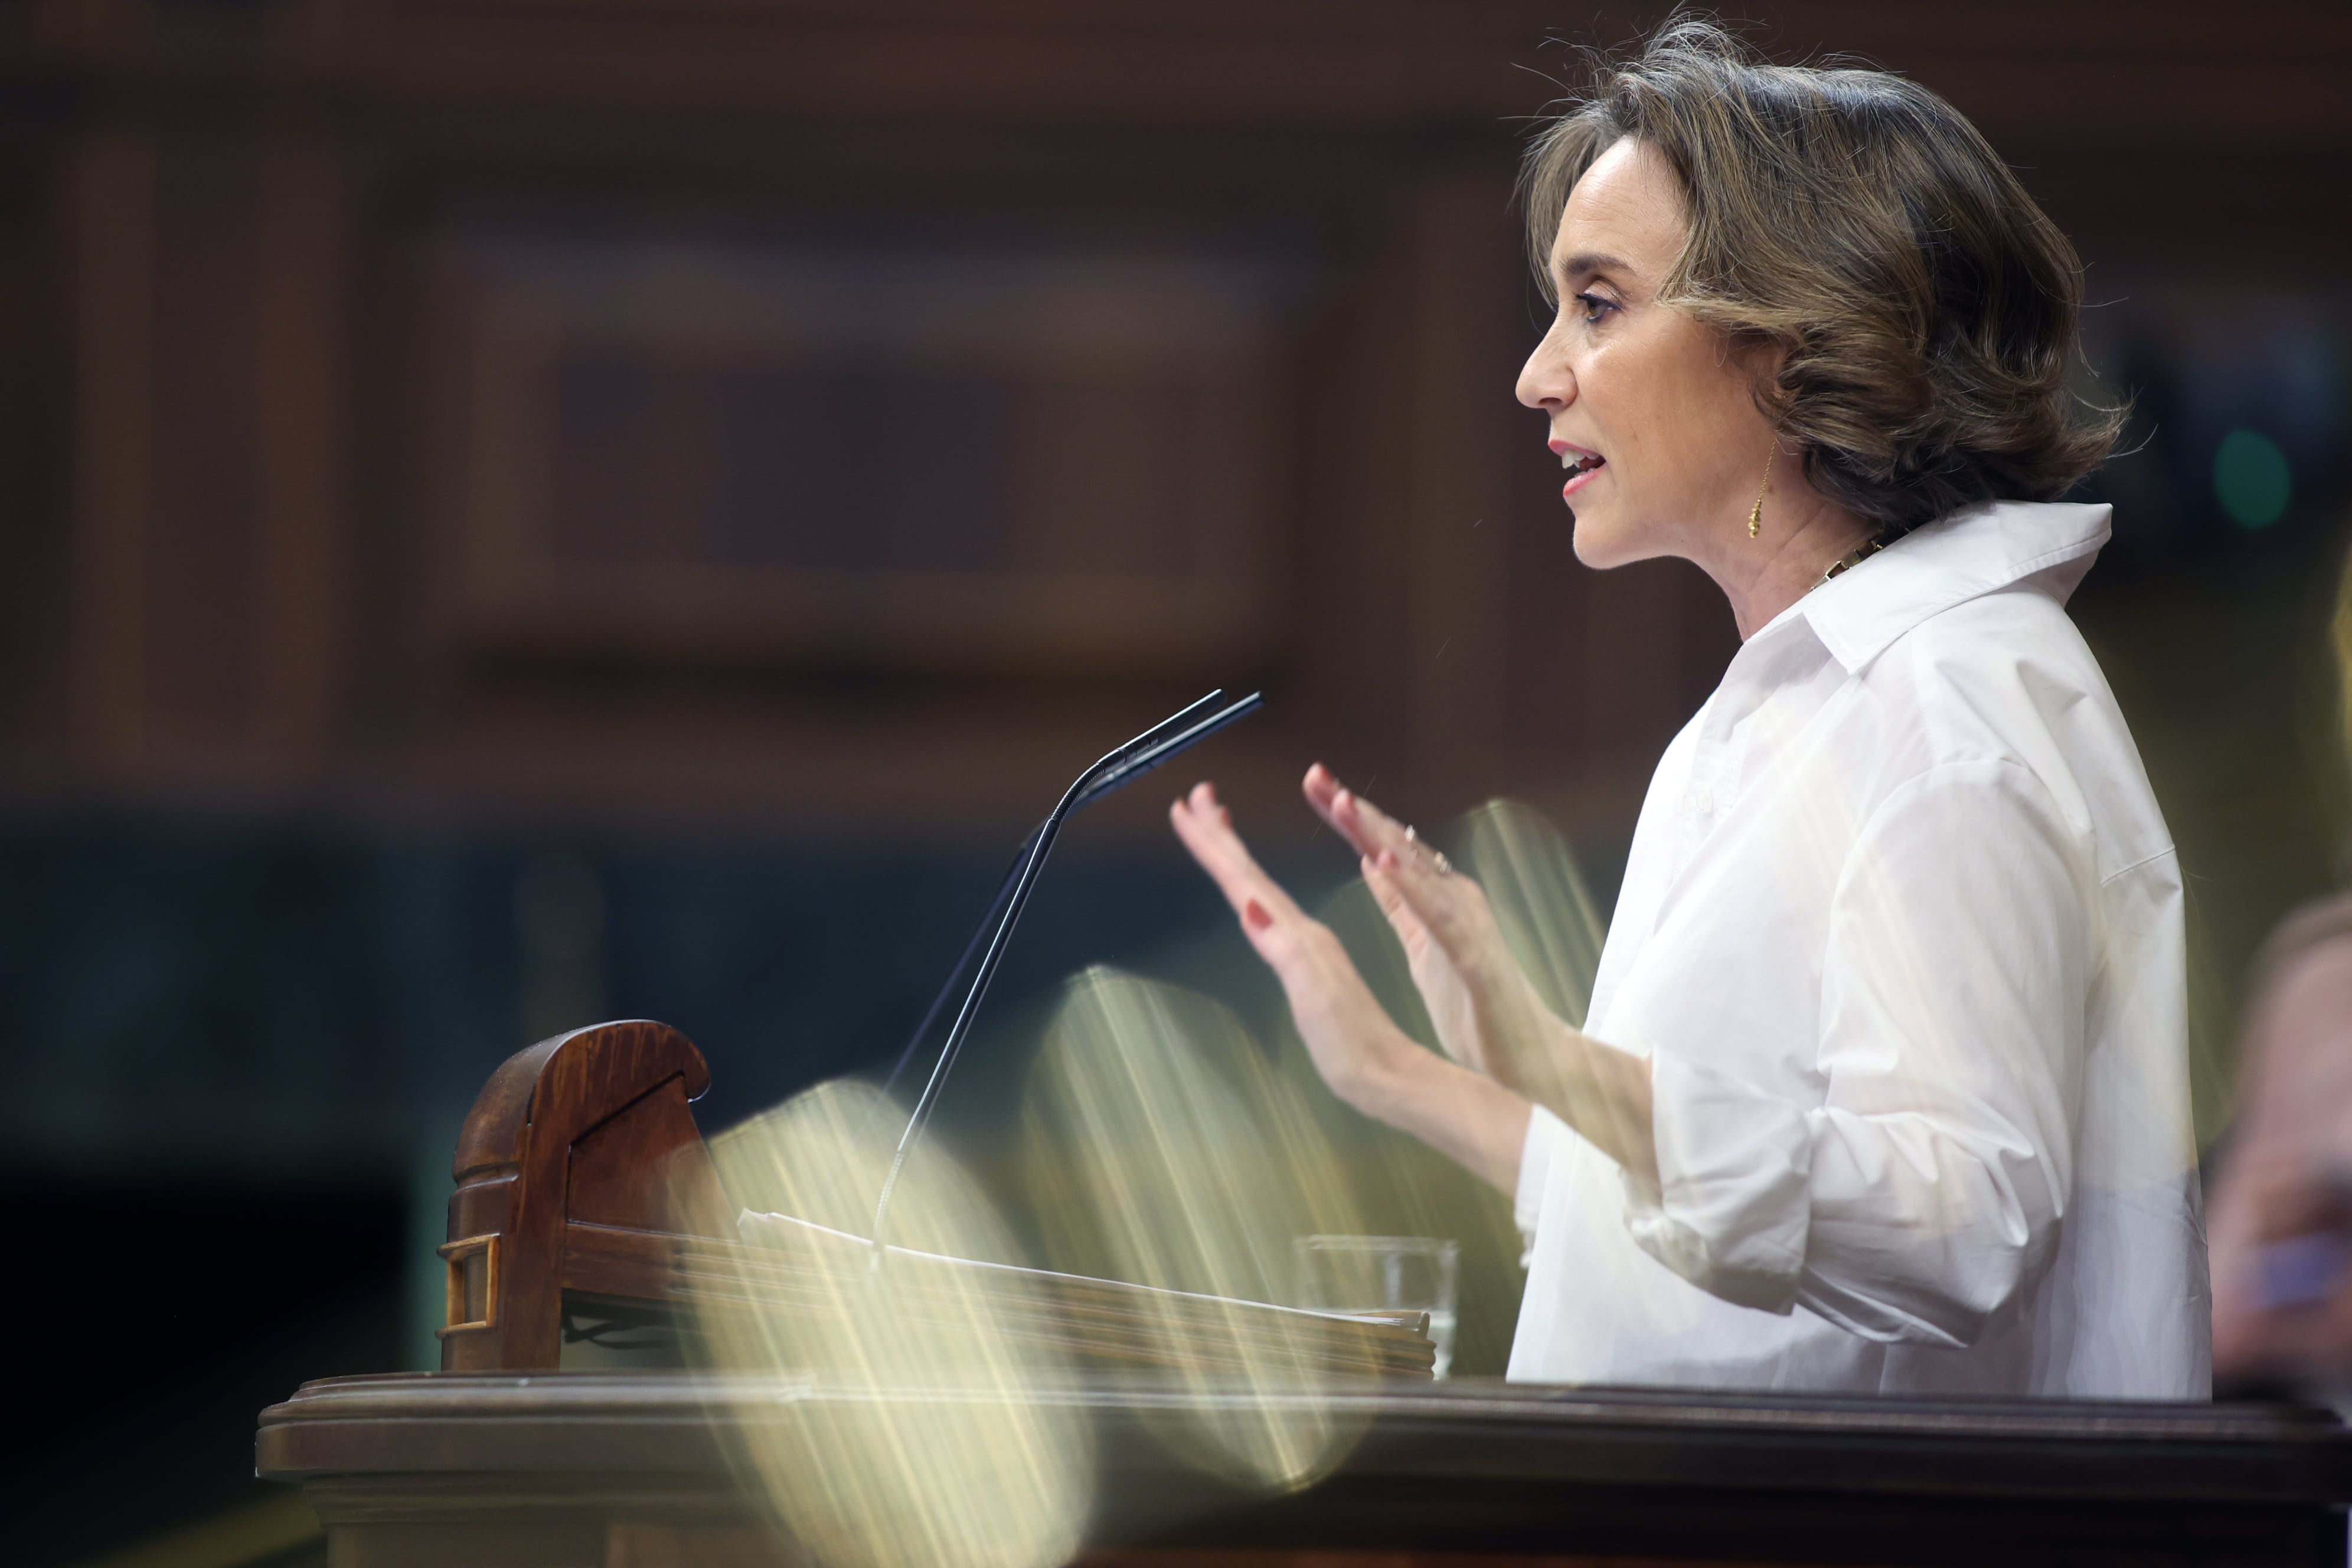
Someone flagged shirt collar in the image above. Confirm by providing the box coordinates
[1794,500,2112,674]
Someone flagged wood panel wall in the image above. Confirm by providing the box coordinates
[0,0,2346,845]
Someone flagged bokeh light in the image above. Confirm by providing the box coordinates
[690,1080,1092,1568]
[1021,968,1373,1491]
[2214,428,2294,530]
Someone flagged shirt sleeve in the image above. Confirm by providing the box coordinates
[1620,758,2091,1346]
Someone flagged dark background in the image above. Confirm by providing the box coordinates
[1,3,2349,1562]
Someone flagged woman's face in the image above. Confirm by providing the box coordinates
[1515,136,1776,570]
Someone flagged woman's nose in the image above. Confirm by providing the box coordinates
[1515,333,1572,411]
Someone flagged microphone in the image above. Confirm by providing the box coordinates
[1072,692,1266,808]
[867,689,1265,1261]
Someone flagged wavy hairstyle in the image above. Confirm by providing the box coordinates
[1521,18,2120,536]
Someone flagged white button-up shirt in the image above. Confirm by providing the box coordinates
[1508,501,2210,1398]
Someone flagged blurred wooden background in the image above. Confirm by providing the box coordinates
[7,0,2337,846]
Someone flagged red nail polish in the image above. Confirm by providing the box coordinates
[1244,898,1273,933]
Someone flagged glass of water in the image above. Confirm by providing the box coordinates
[1293,1234,1459,1378]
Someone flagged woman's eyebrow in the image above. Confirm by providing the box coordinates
[1554,251,1632,287]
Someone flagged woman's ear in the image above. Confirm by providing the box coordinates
[1735,331,1794,399]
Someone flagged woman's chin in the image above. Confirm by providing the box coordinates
[1570,509,1648,570]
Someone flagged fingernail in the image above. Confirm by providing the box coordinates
[1244,898,1273,933]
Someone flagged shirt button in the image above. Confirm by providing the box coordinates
[1685,786,1713,815]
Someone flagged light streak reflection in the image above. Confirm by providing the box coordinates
[688,1080,1091,1568]
[1305,801,1608,1361]
[1021,967,1370,1490]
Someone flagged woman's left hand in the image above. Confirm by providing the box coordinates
[1301,765,1557,1097]
[1304,765,1657,1181]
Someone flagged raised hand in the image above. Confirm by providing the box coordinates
[1300,765,1553,1094]
[1299,766,1655,1183]
[1167,780,1416,1110]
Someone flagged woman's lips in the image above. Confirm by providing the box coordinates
[1560,452,1606,500]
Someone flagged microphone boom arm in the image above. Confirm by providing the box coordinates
[867,689,1264,1259]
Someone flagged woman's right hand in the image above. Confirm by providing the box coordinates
[1167,780,1416,1112]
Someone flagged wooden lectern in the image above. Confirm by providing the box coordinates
[260,1022,2352,1566]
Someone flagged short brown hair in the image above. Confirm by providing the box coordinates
[1521,18,2120,536]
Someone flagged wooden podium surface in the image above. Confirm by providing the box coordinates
[257,1368,2352,1567]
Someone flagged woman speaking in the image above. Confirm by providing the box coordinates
[1170,21,2207,1398]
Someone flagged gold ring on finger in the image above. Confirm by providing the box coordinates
[1432,850,1452,876]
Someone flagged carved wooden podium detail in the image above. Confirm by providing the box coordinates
[439,1020,737,1371]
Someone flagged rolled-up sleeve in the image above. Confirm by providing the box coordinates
[1621,759,2090,1346]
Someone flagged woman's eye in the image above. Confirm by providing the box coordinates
[1573,291,1615,325]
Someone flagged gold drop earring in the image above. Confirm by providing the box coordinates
[1748,443,1776,540]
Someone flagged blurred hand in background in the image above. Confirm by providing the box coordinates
[2210,899,2352,1393]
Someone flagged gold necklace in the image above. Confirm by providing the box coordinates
[1811,538,1884,592]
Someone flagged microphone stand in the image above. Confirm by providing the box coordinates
[869,690,1263,1110]
[865,689,1230,1116]
[866,688,1265,1267]
[867,835,1033,1115]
